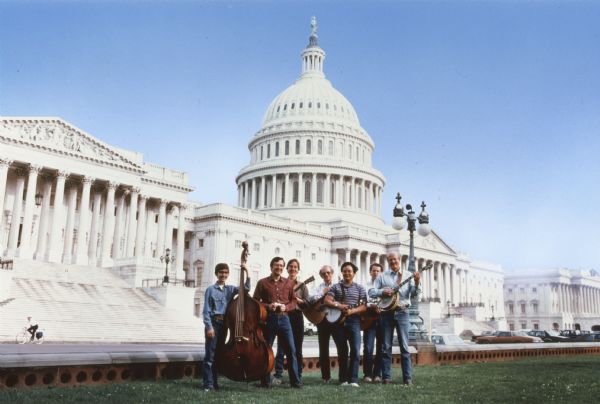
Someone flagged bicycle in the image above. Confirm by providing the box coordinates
[15,327,45,344]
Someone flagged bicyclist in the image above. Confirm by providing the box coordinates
[26,316,38,341]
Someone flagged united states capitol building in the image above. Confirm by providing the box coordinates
[12,20,587,342]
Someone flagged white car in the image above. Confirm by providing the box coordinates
[304,322,318,336]
[431,334,470,346]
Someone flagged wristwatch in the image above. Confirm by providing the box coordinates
[334,302,339,308]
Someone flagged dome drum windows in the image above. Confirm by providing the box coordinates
[306,139,312,155]
[285,140,290,155]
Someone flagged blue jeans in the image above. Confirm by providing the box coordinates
[381,310,412,382]
[333,317,361,384]
[274,310,304,379]
[202,316,223,389]
[362,318,382,379]
[263,313,301,387]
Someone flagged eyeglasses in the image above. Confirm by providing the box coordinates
[319,272,332,276]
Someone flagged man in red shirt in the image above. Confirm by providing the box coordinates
[253,257,303,388]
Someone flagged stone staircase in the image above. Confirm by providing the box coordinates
[0,259,203,344]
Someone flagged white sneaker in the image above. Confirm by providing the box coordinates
[272,377,282,385]
[363,376,372,383]
[350,382,360,387]
[373,376,381,383]
[340,382,349,386]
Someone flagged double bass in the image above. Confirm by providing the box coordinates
[215,241,274,381]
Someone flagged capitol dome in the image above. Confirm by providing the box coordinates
[236,17,385,225]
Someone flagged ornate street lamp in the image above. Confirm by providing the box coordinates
[35,193,43,206]
[160,248,174,284]
[392,192,431,342]
[491,304,495,321]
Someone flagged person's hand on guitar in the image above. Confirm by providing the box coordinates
[413,271,420,287]
[295,296,305,307]
[382,287,394,297]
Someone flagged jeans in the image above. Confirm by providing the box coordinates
[333,317,361,384]
[202,317,223,389]
[274,310,304,379]
[316,321,335,381]
[381,310,412,382]
[263,313,301,387]
[362,318,382,379]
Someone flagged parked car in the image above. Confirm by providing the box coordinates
[475,331,543,344]
[568,333,600,343]
[304,321,318,336]
[470,330,494,342]
[560,330,590,338]
[431,334,471,346]
[527,330,570,343]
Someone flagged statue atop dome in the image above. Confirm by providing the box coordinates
[311,16,318,37]
[308,16,318,47]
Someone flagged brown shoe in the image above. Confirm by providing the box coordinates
[403,380,413,386]
[383,379,392,385]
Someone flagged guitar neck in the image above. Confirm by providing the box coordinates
[393,264,432,291]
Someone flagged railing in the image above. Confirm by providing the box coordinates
[141,278,196,288]
[0,259,14,270]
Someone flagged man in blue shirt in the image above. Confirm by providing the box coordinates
[369,252,421,385]
[202,263,250,392]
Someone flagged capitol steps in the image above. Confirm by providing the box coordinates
[0,259,203,344]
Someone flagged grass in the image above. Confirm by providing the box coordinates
[1,356,599,403]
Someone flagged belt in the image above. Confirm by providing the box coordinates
[212,315,224,321]
[395,304,410,312]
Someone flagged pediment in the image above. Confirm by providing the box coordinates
[414,229,456,256]
[0,117,143,172]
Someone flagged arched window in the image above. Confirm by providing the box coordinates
[295,139,300,154]
[267,144,271,158]
[304,180,311,203]
[292,181,299,203]
[260,146,264,160]
[356,146,359,160]
[275,142,279,157]
[328,140,334,156]
[317,139,323,155]
[317,179,323,203]
[306,139,312,154]
[284,104,287,111]
[348,144,352,159]
[285,140,290,155]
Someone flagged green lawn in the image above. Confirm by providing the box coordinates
[2,356,599,403]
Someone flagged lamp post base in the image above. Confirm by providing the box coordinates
[162,275,170,284]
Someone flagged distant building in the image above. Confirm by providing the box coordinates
[503,268,600,331]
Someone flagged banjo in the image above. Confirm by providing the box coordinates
[324,303,363,324]
[376,263,432,312]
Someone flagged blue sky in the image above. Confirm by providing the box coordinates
[1,0,599,271]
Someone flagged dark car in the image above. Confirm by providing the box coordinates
[568,333,600,343]
[527,330,569,343]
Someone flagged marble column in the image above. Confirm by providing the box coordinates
[324,174,331,207]
[113,190,128,259]
[135,195,148,258]
[6,169,26,258]
[47,171,68,262]
[258,176,264,208]
[88,186,102,266]
[144,203,154,258]
[299,173,305,205]
[165,205,175,253]
[251,178,257,209]
[284,173,290,207]
[336,176,342,208]
[175,204,187,279]
[156,199,167,255]
[311,173,317,206]
[35,176,53,260]
[242,182,247,208]
[126,188,139,257]
[272,174,278,208]
[75,176,93,265]
[17,165,42,258]
[0,158,13,234]
[99,182,117,266]
[62,183,78,264]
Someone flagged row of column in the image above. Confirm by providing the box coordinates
[238,173,383,215]
[335,246,468,306]
[556,284,600,315]
[0,160,188,274]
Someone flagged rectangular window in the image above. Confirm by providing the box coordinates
[311,253,316,260]
[184,240,190,250]
[253,243,260,252]
[508,288,513,293]
[533,323,539,330]
[532,287,537,293]
[155,214,159,223]
[198,239,204,247]
[509,323,515,331]
[509,304,514,315]
[521,322,527,329]
[521,304,526,314]
[533,303,538,314]
[296,250,301,258]
[235,240,242,248]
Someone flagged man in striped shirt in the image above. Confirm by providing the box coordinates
[324,262,367,387]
